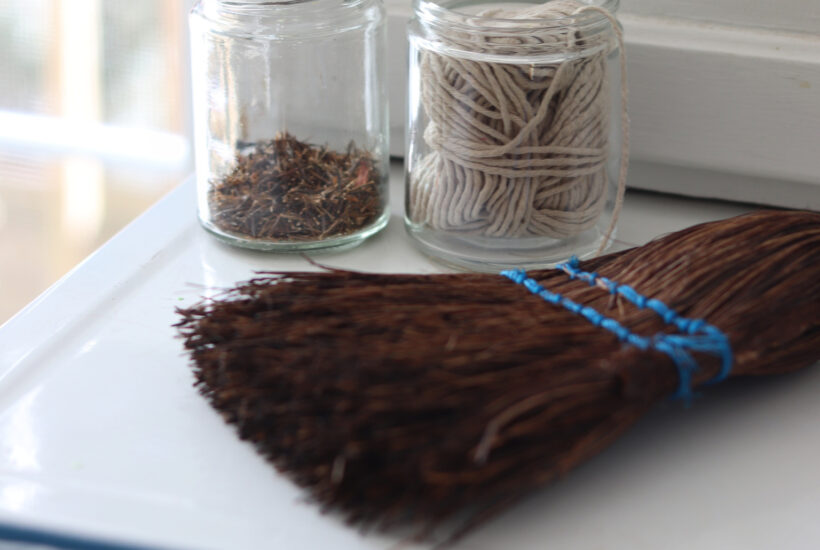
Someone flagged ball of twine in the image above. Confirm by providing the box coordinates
[408,0,628,246]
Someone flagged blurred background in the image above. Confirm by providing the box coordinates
[0,0,193,324]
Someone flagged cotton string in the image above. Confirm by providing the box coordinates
[502,257,734,403]
[408,0,629,254]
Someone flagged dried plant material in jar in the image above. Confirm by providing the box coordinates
[208,133,383,242]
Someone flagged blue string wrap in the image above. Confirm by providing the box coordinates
[501,256,733,404]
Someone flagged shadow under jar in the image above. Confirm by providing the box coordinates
[190,0,389,251]
[405,0,624,271]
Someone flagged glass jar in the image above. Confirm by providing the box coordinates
[190,0,389,251]
[405,0,625,271]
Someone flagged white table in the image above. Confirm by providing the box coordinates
[2,164,818,550]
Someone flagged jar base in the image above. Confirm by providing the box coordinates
[405,221,614,272]
[200,211,390,253]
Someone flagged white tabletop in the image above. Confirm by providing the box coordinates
[2,164,818,550]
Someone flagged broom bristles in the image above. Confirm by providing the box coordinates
[175,210,820,540]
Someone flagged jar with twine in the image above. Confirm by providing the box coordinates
[405,0,628,271]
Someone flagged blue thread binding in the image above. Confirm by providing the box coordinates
[502,256,733,403]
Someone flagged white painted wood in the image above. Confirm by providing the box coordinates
[15,169,810,550]
[628,161,820,210]
[624,14,820,185]
[620,0,820,34]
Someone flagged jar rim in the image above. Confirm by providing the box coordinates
[194,0,381,37]
[413,0,619,31]
[206,0,369,13]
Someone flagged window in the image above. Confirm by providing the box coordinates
[0,0,192,323]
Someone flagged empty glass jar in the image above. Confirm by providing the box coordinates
[405,0,625,271]
[190,0,389,251]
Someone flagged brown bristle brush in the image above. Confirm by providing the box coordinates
[175,210,820,543]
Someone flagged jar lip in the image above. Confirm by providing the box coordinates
[196,0,381,34]
[209,0,368,12]
[414,0,619,31]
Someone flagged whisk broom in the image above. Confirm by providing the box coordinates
[175,210,820,542]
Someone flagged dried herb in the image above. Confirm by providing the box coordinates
[208,133,382,241]
[176,210,820,544]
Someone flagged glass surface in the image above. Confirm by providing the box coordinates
[0,0,193,325]
[404,0,622,271]
[189,0,389,251]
